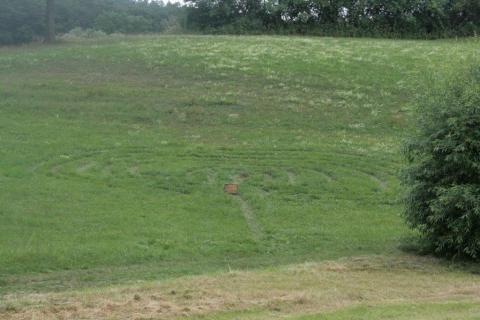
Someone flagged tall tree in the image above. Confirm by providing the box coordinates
[46,0,55,43]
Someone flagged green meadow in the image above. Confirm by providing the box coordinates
[0,35,479,319]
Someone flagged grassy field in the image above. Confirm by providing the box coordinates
[0,35,479,319]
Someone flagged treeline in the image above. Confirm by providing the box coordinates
[1,0,479,45]
[0,0,184,45]
[186,0,480,38]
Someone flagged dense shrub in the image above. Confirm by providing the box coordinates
[95,12,153,34]
[160,16,185,34]
[403,65,480,259]
[59,27,107,40]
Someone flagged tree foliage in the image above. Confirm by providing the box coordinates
[0,0,44,44]
[0,0,185,45]
[186,0,480,37]
[46,0,55,43]
[0,0,479,44]
[403,65,480,259]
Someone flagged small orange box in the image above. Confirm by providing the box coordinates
[224,184,239,195]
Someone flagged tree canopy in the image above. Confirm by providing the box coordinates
[0,0,479,45]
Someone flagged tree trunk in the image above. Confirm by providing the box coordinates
[46,0,55,43]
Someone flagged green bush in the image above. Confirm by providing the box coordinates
[95,12,153,34]
[403,65,480,259]
[60,27,107,40]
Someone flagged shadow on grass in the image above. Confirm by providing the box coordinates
[398,235,480,275]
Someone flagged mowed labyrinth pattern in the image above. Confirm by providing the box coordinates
[0,35,478,294]
[32,145,394,245]
[38,146,391,197]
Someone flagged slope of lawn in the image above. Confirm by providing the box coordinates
[0,35,479,300]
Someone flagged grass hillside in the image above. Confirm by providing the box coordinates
[0,35,479,319]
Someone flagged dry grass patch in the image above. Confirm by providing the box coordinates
[1,255,480,320]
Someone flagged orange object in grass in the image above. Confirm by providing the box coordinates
[224,184,239,195]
